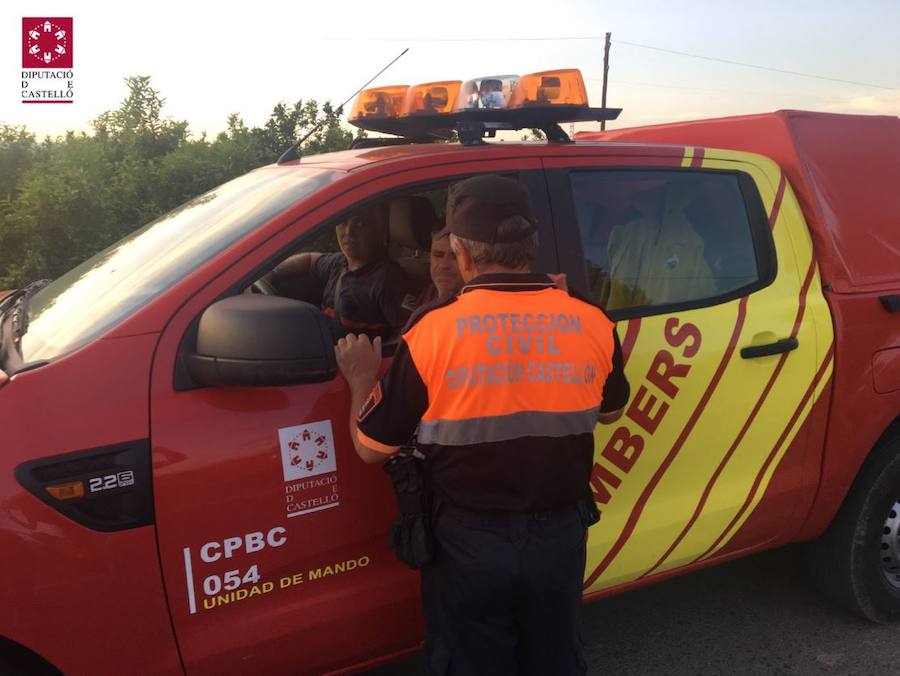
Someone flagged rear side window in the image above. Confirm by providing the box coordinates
[570,170,771,317]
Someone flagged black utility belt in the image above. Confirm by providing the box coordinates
[441,499,601,529]
[382,448,601,570]
[441,503,577,524]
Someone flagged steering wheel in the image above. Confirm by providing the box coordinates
[251,278,278,296]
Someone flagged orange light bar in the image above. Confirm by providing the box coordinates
[349,85,409,121]
[46,481,84,500]
[508,69,588,108]
[402,81,462,115]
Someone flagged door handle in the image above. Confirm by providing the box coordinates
[740,337,799,359]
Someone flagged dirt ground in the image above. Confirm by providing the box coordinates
[366,544,900,675]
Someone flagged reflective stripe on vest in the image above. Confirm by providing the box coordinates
[417,405,602,445]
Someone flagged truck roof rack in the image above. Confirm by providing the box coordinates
[350,105,622,146]
[349,136,438,150]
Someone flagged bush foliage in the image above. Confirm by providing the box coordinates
[0,76,363,288]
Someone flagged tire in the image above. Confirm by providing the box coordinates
[808,423,900,623]
[0,655,56,676]
[0,640,60,676]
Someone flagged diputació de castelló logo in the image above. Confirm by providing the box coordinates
[23,18,72,68]
[21,17,75,104]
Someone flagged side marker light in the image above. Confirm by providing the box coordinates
[46,481,85,500]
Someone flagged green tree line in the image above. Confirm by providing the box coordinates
[0,76,363,289]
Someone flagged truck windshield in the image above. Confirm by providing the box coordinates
[19,166,339,364]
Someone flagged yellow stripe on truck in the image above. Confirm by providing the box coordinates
[583,149,835,591]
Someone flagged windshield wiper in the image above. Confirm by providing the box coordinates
[0,288,27,316]
[9,279,50,341]
[7,279,50,340]
[0,279,50,317]
[0,279,50,373]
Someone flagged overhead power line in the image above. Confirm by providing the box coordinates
[320,35,897,90]
[585,78,836,101]
[613,40,896,91]
[321,35,603,42]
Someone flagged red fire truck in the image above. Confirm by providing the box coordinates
[1,69,898,674]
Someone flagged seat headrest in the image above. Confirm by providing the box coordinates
[390,196,438,252]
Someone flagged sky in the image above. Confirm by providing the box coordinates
[2,0,898,140]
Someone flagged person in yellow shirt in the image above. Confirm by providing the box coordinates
[606,184,716,310]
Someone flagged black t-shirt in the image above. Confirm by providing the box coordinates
[313,253,411,340]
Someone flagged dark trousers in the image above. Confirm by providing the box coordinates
[421,505,588,676]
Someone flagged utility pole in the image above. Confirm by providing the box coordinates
[601,31,611,131]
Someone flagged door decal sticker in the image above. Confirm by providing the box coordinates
[278,420,341,518]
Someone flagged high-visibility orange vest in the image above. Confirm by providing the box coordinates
[358,273,623,512]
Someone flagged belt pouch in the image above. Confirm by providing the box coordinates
[382,449,433,569]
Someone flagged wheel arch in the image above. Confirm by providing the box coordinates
[797,413,900,541]
[805,417,900,622]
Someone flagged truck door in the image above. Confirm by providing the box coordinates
[149,159,552,675]
[544,150,833,593]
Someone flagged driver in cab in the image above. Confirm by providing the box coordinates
[269,203,412,341]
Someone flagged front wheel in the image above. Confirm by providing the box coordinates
[808,424,900,623]
[0,650,61,676]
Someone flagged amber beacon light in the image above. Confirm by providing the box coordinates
[508,69,588,107]
[347,68,621,144]
[349,85,409,121]
[402,81,462,115]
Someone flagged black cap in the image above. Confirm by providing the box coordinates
[443,175,537,244]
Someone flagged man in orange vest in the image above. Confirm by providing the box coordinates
[336,175,629,675]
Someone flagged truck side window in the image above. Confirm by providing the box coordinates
[570,170,761,313]
[256,173,526,343]
[266,202,414,343]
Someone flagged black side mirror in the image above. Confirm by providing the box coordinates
[186,295,336,387]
